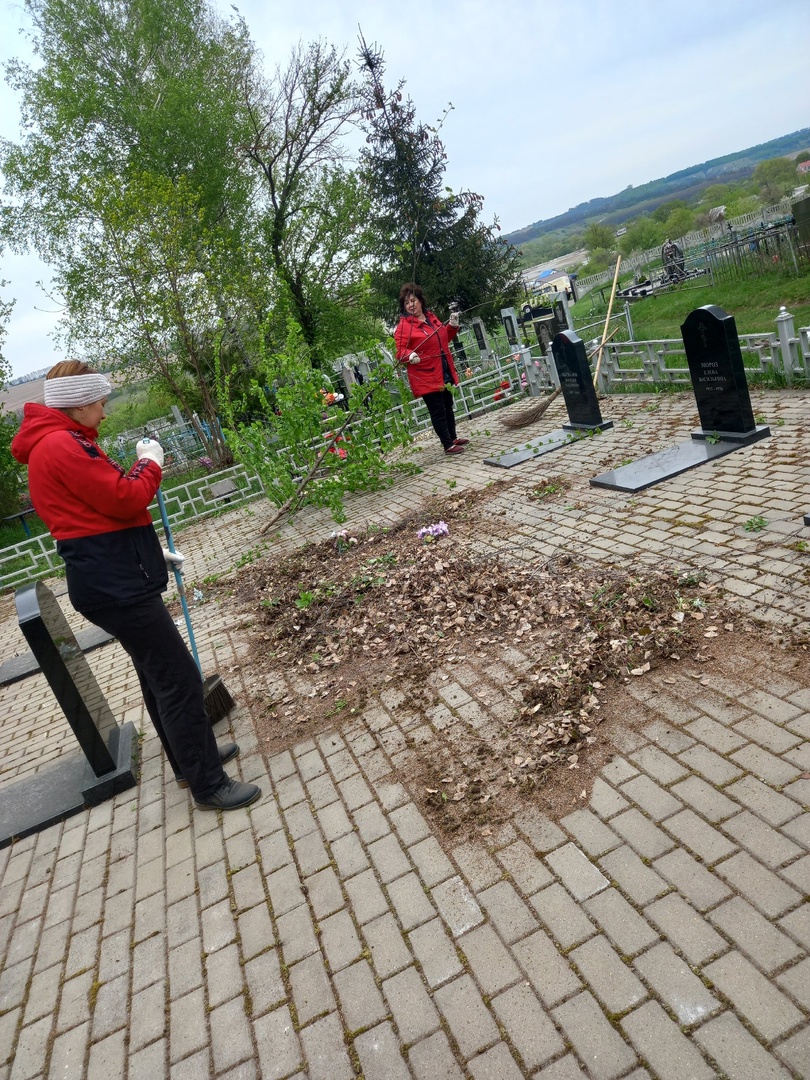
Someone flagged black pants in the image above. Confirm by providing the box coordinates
[422,389,458,450]
[83,596,227,799]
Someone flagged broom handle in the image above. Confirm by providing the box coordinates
[545,330,618,404]
[592,256,622,387]
[155,487,202,674]
[528,332,619,410]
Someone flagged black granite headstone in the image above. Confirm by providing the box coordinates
[0,582,137,845]
[17,582,119,775]
[471,320,488,355]
[590,304,769,492]
[501,308,519,348]
[681,305,757,438]
[551,330,612,431]
[451,337,468,365]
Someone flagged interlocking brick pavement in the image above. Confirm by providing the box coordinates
[1,389,809,1077]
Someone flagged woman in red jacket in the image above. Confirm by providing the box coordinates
[394,282,469,455]
[11,361,261,812]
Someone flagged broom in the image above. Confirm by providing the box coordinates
[499,327,620,430]
[155,486,235,725]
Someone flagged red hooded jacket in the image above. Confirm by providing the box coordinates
[394,311,459,397]
[11,403,167,610]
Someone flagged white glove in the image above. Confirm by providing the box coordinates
[408,351,420,365]
[136,438,165,468]
[162,547,185,570]
[448,312,460,327]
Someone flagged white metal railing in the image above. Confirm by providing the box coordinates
[594,330,791,392]
[151,463,265,530]
[3,310,808,591]
[0,465,265,594]
[0,533,65,591]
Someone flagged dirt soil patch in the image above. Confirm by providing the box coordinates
[206,484,797,843]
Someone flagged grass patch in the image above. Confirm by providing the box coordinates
[582,271,810,341]
[0,513,50,548]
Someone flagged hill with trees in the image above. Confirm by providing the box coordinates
[508,128,810,254]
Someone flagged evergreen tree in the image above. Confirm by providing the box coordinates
[356,36,520,325]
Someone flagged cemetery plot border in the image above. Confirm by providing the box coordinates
[591,305,770,493]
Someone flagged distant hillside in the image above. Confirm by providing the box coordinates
[506,128,810,247]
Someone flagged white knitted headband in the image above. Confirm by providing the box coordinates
[44,374,112,409]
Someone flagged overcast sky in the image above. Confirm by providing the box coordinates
[1,0,808,378]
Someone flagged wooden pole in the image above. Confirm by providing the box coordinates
[592,255,622,388]
[499,328,619,429]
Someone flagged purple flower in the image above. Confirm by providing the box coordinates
[417,521,449,542]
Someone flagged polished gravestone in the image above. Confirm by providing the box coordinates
[0,582,138,846]
[486,330,612,468]
[591,305,769,492]
[554,331,614,434]
[0,624,113,687]
[500,307,520,349]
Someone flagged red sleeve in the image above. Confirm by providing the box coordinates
[394,318,413,362]
[46,431,162,521]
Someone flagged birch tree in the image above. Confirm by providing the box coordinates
[1,0,262,460]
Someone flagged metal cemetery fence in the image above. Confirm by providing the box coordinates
[0,534,65,592]
[594,308,808,391]
[2,308,807,591]
[576,198,797,296]
[0,463,266,592]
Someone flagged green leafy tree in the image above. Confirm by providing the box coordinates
[618,217,665,257]
[698,184,734,209]
[238,42,377,363]
[583,222,615,253]
[0,406,23,519]
[583,248,614,275]
[662,206,695,240]
[724,194,761,218]
[218,320,414,529]
[753,157,798,202]
[356,36,520,325]
[102,381,176,438]
[1,0,262,462]
[0,283,24,518]
[651,199,689,224]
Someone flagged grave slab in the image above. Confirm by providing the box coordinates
[486,329,612,469]
[590,305,769,493]
[590,428,770,492]
[485,427,603,469]
[0,625,114,687]
[0,723,136,847]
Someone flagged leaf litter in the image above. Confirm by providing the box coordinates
[206,485,770,840]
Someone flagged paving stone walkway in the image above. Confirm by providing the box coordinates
[1,388,809,1078]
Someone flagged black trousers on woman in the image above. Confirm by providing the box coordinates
[83,596,227,799]
[421,389,458,450]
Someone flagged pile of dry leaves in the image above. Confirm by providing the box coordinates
[209,485,740,828]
